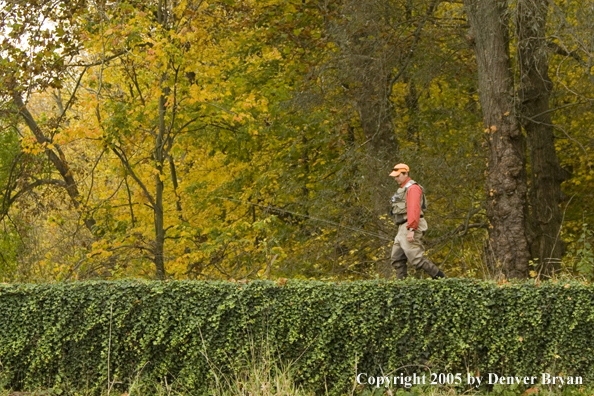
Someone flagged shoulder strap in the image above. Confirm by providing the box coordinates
[404,180,427,210]
[403,180,417,190]
[402,179,423,190]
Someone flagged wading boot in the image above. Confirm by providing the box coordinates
[418,257,442,279]
[432,270,446,279]
[393,259,408,280]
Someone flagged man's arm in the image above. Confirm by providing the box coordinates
[406,184,423,230]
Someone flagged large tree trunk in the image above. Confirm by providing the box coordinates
[464,0,530,278]
[517,0,567,276]
[357,85,399,157]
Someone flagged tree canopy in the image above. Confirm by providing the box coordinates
[0,0,593,282]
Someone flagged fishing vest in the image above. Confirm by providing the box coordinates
[390,179,427,225]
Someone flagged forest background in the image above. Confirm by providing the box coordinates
[0,0,593,283]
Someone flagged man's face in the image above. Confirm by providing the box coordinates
[393,172,407,184]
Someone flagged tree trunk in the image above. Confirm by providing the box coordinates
[154,82,167,280]
[356,79,399,156]
[152,0,168,280]
[464,0,531,278]
[517,0,567,275]
[404,74,420,145]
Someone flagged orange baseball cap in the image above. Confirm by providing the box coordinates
[389,163,409,177]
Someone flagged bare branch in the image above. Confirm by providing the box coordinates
[0,178,67,222]
[111,146,156,209]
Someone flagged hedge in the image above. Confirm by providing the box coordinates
[0,279,593,395]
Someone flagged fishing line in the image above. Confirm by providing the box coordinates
[214,196,393,241]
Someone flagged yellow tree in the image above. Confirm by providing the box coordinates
[0,0,96,233]
[73,0,292,279]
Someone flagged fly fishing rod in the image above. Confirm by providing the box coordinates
[214,196,393,241]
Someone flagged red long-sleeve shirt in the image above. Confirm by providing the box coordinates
[401,177,423,230]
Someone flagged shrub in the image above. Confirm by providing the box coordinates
[0,279,593,395]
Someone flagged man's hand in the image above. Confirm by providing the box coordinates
[407,230,415,242]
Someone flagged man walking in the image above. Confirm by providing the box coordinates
[389,163,446,279]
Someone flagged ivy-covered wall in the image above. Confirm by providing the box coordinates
[1,279,593,394]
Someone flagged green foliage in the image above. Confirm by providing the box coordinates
[0,0,85,93]
[1,280,593,395]
[0,0,591,282]
[0,127,20,208]
[573,222,594,279]
[0,129,22,279]
[0,230,20,280]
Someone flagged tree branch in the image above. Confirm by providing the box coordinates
[387,0,441,98]
[11,92,96,231]
[1,178,67,221]
[111,146,156,209]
